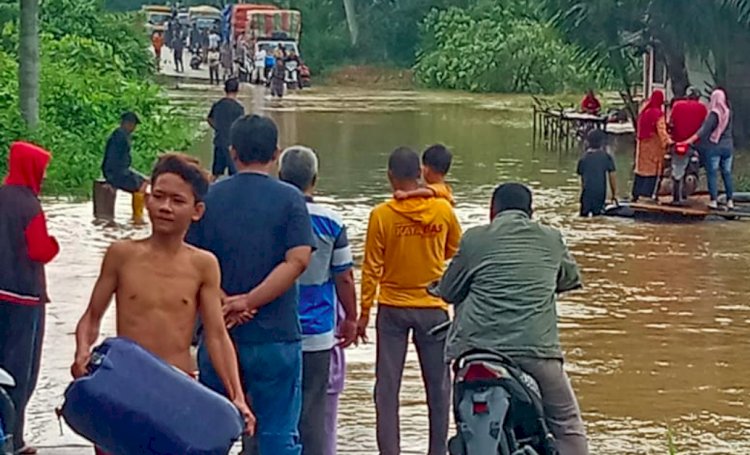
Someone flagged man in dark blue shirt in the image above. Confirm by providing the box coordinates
[187,115,314,455]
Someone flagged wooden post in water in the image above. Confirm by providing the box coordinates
[93,179,117,221]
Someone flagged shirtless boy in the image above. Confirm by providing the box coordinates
[71,153,254,449]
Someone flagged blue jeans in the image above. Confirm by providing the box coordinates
[198,340,302,455]
[706,147,734,201]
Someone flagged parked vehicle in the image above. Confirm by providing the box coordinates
[142,5,171,35]
[219,5,310,86]
[299,62,311,88]
[0,367,16,454]
[189,5,221,32]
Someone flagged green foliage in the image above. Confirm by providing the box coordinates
[41,0,152,78]
[414,5,613,94]
[0,0,194,196]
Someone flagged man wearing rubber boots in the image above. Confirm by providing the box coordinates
[437,183,589,455]
[102,112,149,223]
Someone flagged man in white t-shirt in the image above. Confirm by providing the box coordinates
[253,48,267,84]
[208,30,220,51]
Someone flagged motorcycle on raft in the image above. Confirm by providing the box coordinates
[427,284,558,455]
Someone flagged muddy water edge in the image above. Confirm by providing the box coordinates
[31,85,750,454]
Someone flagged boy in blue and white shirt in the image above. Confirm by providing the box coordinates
[279,146,358,455]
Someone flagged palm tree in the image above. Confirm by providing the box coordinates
[19,0,39,129]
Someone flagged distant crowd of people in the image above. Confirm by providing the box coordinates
[150,16,307,96]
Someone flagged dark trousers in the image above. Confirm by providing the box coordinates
[631,175,658,201]
[300,350,331,455]
[512,357,589,455]
[375,305,450,455]
[211,145,237,177]
[579,191,605,217]
[173,49,184,73]
[209,65,220,85]
[0,301,45,449]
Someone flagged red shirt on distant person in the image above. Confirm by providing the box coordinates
[581,90,602,115]
[670,99,708,142]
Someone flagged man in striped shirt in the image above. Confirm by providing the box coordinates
[279,146,357,455]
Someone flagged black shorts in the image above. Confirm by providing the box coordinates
[104,169,146,193]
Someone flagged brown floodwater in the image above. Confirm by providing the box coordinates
[29,86,749,454]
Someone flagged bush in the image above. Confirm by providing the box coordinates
[0,0,194,196]
[414,5,614,94]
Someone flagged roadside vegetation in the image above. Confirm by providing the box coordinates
[0,0,194,196]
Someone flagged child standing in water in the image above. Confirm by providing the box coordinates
[394,144,455,205]
[72,154,254,454]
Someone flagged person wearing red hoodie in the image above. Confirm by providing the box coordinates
[0,141,59,454]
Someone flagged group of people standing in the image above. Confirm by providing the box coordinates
[576,86,736,217]
[633,87,734,208]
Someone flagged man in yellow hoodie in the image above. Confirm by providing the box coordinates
[357,147,462,455]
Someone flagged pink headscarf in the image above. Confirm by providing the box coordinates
[709,89,730,144]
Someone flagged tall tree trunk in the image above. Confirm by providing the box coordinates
[663,46,689,98]
[19,0,40,129]
[342,0,358,46]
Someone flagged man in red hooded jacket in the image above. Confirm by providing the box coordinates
[0,141,59,454]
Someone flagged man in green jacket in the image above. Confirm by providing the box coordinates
[437,183,588,455]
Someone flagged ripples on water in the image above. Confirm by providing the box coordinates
[31,87,749,454]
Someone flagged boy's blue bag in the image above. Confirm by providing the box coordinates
[61,337,243,455]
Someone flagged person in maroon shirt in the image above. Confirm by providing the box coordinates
[669,87,708,203]
[0,142,59,454]
[580,89,602,115]
[670,87,708,143]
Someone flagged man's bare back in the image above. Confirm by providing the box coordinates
[112,238,212,373]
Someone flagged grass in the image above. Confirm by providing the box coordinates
[734,173,750,192]
[667,426,678,455]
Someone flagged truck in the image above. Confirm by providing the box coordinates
[142,5,172,35]
[189,5,221,33]
[223,4,301,49]
[222,4,307,86]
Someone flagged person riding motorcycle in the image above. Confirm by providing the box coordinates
[435,183,589,455]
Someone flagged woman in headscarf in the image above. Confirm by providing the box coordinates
[681,88,734,209]
[632,90,671,201]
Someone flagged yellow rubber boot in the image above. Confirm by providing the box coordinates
[132,191,146,224]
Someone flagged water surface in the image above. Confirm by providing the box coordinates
[31,86,750,454]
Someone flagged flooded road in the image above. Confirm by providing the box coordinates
[31,86,749,454]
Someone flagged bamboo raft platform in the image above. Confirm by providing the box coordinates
[604,193,750,220]
[532,97,635,150]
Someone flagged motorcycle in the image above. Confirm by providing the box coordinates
[427,281,557,455]
[0,367,15,454]
[657,143,701,203]
[285,59,299,90]
[298,63,311,88]
[189,50,202,71]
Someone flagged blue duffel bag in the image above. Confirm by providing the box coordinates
[61,337,243,455]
